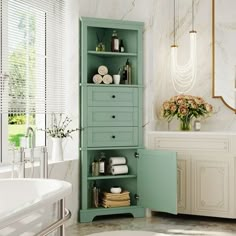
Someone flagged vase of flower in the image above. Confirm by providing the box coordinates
[160,95,213,131]
[179,118,192,131]
[51,137,63,161]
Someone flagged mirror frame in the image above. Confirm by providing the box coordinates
[212,0,236,112]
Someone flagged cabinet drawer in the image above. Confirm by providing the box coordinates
[88,107,138,127]
[88,87,138,107]
[87,127,138,147]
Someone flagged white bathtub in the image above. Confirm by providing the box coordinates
[0,178,72,236]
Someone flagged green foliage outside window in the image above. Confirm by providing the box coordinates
[8,11,36,147]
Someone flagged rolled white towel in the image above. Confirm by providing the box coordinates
[103,74,112,84]
[93,74,103,84]
[98,65,108,75]
[109,157,126,166]
[111,165,128,175]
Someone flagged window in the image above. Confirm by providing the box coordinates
[0,0,65,163]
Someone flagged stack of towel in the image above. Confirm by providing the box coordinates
[102,191,130,208]
[109,157,128,175]
[92,65,113,84]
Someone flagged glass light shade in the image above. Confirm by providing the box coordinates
[171,31,197,94]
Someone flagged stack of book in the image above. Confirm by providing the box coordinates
[102,191,130,208]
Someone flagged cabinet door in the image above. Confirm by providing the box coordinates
[177,156,191,214]
[191,155,234,218]
[137,149,177,214]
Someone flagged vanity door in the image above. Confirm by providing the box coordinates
[137,149,177,214]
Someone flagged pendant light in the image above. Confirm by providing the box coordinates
[171,0,197,94]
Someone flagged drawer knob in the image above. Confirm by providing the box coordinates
[112,115,116,119]
[112,95,116,98]
[112,135,116,139]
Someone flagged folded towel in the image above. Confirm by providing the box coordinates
[103,191,130,201]
[102,192,130,201]
[102,200,130,208]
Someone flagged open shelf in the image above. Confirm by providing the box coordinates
[88,174,137,180]
[88,50,137,57]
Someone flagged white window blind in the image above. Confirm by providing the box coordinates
[0,0,65,114]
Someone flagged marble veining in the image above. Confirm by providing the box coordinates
[85,231,161,236]
[66,214,236,236]
[121,0,136,20]
[63,0,236,229]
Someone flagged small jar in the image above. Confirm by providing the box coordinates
[194,120,201,131]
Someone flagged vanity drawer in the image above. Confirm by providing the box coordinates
[87,87,138,107]
[88,107,138,127]
[87,127,138,147]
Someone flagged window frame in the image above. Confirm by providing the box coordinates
[0,0,53,163]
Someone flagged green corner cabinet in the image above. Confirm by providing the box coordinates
[79,17,177,223]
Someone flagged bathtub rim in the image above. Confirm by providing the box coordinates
[0,178,72,229]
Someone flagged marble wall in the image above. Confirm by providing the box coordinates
[66,0,236,134]
[62,0,236,224]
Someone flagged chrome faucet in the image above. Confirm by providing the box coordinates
[24,126,35,177]
[25,126,35,149]
[17,127,48,179]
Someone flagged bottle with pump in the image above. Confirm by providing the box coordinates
[99,152,106,175]
[111,30,119,52]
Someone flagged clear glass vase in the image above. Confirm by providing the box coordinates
[179,119,191,131]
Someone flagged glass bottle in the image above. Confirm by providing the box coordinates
[92,160,99,176]
[119,39,125,52]
[92,183,99,208]
[123,59,131,84]
[99,152,106,175]
[111,30,119,52]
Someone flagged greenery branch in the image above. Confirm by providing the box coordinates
[38,113,79,138]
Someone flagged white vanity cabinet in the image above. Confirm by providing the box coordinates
[191,153,234,218]
[176,154,191,214]
[147,131,236,218]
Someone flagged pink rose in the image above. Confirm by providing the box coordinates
[177,98,185,105]
[205,103,213,113]
[163,101,170,110]
[194,97,204,105]
[188,99,197,109]
[170,103,177,112]
[179,105,188,115]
